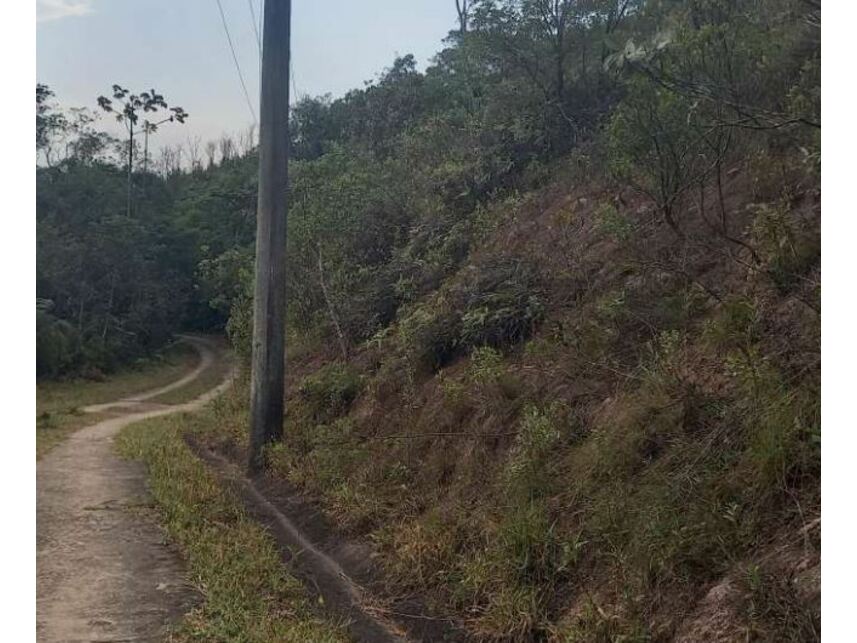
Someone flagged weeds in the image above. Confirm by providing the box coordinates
[298,362,363,423]
[596,201,634,242]
[739,564,820,642]
[749,200,820,293]
[468,346,505,383]
[506,403,563,497]
[186,174,818,643]
[117,412,346,642]
[560,597,650,643]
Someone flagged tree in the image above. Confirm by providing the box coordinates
[37,85,117,166]
[523,0,576,106]
[219,134,236,163]
[607,76,712,235]
[466,1,589,146]
[456,0,470,35]
[239,124,258,155]
[187,135,203,172]
[205,140,218,168]
[97,85,188,214]
[613,0,820,132]
[36,84,66,166]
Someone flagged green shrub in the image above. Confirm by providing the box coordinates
[594,288,628,323]
[439,371,467,405]
[36,304,78,378]
[506,403,564,497]
[467,346,505,384]
[595,202,634,242]
[398,258,544,372]
[749,201,820,293]
[225,293,254,363]
[457,258,545,351]
[298,363,363,423]
[339,267,401,343]
[704,296,760,352]
[398,301,463,372]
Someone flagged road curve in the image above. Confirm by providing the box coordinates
[82,334,217,414]
[36,335,234,643]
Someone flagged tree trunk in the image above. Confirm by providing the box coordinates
[102,272,116,342]
[455,0,468,35]
[127,121,134,217]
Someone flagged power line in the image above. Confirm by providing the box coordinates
[257,0,263,52]
[248,0,263,92]
[291,58,299,101]
[247,0,262,61]
[214,0,257,125]
[249,0,297,104]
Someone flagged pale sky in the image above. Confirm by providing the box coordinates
[36,0,457,153]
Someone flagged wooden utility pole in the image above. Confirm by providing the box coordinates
[249,0,291,473]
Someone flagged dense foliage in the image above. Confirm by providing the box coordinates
[37,0,818,380]
[38,0,821,639]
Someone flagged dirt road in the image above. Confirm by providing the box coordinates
[36,336,233,643]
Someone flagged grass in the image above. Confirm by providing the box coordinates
[182,165,819,641]
[36,341,200,459]
[248,285,817,641]
[738,563,820,641]
[117,409,347,643]
[149,343,235,405]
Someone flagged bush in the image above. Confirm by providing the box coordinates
[224,292,254,363]
[398,301,464,372]
[749,201,820,294]
[467,346,505,384]
[595,202,634,242]
[36,305,78,378]
[337,266,401,343]
[607,76,710,233]
[298,363,363,423]
[458,258,545,350]
[398,258,545,373]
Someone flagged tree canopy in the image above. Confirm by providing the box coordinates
[36,0,819,378]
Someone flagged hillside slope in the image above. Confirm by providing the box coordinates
[36,0,819,639]
[201,145,820,641]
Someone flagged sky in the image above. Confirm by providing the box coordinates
[36,0,457,153]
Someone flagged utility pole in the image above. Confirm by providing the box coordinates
[249,0,290,473]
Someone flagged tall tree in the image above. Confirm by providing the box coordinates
[97,85,187,215]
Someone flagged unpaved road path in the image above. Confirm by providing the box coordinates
[36,336,233,643]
